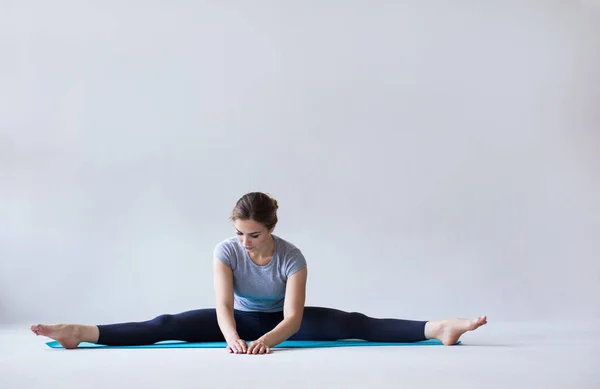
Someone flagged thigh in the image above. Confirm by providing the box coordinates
[166,308,224,342]
[291,306,353,341]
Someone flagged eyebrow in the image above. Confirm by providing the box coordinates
[235,229,261,235]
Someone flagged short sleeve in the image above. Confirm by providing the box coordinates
[213,240,237,270]
[285,249,307,278]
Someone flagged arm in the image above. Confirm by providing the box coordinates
[212,258,239,343]
[258,266,308,347]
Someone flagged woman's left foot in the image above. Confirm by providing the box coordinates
[428,316,487,345]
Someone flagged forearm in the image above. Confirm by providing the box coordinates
[216,305,239,342]
[259,317,301,347]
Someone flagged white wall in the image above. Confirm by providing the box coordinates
[1,0,599,326]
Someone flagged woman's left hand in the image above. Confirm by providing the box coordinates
[246,339,271,354]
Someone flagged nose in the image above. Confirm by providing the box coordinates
[242,237,251,246]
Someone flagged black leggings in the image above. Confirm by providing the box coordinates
[97,306,427,346]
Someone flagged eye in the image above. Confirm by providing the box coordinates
[236,231,243,236]
[250,235,259,239]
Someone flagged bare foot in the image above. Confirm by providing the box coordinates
[427,316,487,346]
[30,324,84,349]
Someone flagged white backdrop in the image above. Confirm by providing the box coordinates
[1,0,599,326]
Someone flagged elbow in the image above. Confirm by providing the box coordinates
[216,303,234,315]
[290,324,301,335]
[287,316,303,334]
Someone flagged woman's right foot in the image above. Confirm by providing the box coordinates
[30,324,84,349]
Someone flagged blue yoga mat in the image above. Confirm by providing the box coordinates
[46,339,455,349]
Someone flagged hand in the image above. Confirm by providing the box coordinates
[246,339,271,355]
[226,338,248,354]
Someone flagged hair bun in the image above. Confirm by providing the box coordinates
[230,192,279,230]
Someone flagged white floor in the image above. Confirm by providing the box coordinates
[1,321,598,389]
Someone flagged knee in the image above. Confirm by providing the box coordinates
[151,314,175,326]
[348,312,369,322]
[348,312,370,331]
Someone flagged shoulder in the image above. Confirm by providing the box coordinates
[213,237,242,268]
[274,235,307,276]
[214,236,239,253]
[273,235,302,256]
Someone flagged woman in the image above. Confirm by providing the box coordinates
[31,192,487,354]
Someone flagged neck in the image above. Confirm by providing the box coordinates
[253,235,275,259]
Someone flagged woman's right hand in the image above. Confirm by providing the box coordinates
[227,338,248,354]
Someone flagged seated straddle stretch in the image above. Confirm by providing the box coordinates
[30,192,488,352]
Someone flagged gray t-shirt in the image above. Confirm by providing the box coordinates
[213,234,307,312]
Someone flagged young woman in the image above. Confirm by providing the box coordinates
[31,192,487,354]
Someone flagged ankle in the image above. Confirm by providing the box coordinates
[77,325,99,343]
[424,320,443,339]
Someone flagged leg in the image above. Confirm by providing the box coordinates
[291,307,487,345]
[95,309,224,346]
[32,308,244,348]
[291,307,428,342]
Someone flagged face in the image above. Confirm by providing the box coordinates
[234,219,273,254]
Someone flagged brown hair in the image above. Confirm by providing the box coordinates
[230,192,279,230]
